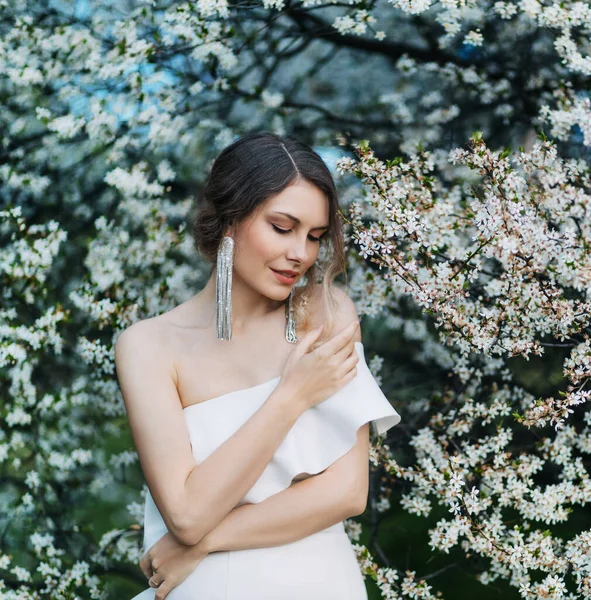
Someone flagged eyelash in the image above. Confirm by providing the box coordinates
[272,224,324,243]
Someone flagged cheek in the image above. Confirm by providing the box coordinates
[241,223,280,261]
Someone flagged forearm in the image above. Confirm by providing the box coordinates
[196,472,360,553]
[178,384,304,545]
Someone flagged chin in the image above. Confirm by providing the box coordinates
[273,288,294,301]
[271,285,296,302]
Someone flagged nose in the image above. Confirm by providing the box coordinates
[285,233,309,264]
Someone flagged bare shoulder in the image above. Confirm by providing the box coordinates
[114,315,176,380]
[299,282,361,342]
[115,315,165,352]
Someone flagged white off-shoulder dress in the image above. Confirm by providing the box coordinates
[131,341,401,600]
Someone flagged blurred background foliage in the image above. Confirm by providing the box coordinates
[1,0,589,598]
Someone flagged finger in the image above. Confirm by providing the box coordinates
[155,581,171,600]
[149,573,163,588]
[318,320,359,355]
[295,325,324,353]
[339,348,360,376]
[334,335,359,363]
[342,363,358,383]
[140,557,152,579]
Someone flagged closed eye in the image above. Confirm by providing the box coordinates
[272,224,324,243]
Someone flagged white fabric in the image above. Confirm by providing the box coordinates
[133,341,401,599]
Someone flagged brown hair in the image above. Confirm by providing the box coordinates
[192,131,347,342]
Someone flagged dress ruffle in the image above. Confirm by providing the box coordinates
[238,341,401,504]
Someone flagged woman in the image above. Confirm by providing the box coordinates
[115,131,401,600]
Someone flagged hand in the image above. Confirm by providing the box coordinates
[277,319,360,410]
[139,532,187,581]
[146,549,207,599]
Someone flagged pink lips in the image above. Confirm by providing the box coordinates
[271,268,297,284]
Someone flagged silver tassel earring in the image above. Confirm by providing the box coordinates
[216,236,234,341]
[285,287,297,344]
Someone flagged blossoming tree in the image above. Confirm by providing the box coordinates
[1,0,590,598]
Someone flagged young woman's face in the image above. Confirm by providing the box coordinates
[230,179,330,299]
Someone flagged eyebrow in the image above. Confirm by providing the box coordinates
[271,211,329,230]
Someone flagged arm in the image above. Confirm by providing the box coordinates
[142,422,370,579]
[178,383,304,545]
[197,422,370,552]
[115,319,306,547]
